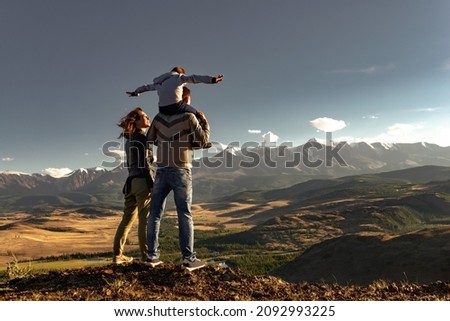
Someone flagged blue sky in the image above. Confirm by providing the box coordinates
[1,0,450,174]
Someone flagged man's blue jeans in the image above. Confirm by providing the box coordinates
[147,167,196,260]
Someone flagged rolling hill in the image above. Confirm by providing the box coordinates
[272,227,450,285]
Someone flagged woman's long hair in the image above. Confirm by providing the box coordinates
[117,107,144,139]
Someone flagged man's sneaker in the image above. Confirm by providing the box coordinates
[182,258,206,271]
[113,255,133,265]
[145,258,163,268]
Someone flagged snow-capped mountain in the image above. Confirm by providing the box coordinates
[1,141,450,208]
[0,166,126,195]
[193,141,450,176]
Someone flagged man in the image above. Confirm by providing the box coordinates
[145,87,209,271]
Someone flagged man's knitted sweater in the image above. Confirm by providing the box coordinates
[147,112,210,169]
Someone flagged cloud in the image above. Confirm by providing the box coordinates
[433,126,450,146]
[110,149,125,158]
[408,107,441,112]
[41,168,73,178]
[328,64,395,75]
[110,149,126,164]
[248,129,262,134]
[386,123,423,136]
[354,123,423,144]
[334,122,450,147]
[1,157,14,161]
[335,123,424,144]
[262,131,279,144]
[362,115,379,119]
[310,117,347,132]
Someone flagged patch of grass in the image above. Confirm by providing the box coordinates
[373,206,425,233]
[35,252,112,262]
[227,252,298,275]
[5,254,33,281]
[0,258,110,284]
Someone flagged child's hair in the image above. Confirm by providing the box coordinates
[117,107,144,139]
[171,66,186,74]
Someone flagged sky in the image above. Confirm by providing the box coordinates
[1,0,450,174]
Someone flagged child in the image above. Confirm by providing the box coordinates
[126,66,223,148]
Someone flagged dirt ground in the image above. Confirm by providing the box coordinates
[2,263,450,301]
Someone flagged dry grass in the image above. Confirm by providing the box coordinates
[0,210,121,265]
[0,203,258,266]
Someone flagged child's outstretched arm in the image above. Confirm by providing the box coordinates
[126,84,157,97]
[181,74,224,84]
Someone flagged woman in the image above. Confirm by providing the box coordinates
[113,107,154,264]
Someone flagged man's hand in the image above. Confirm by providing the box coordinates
[126,91,138,97]
[212,74,224,84]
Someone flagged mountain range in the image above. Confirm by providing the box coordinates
[1,141,450,209]
[0,167,127,210]
[196,140,450,175]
